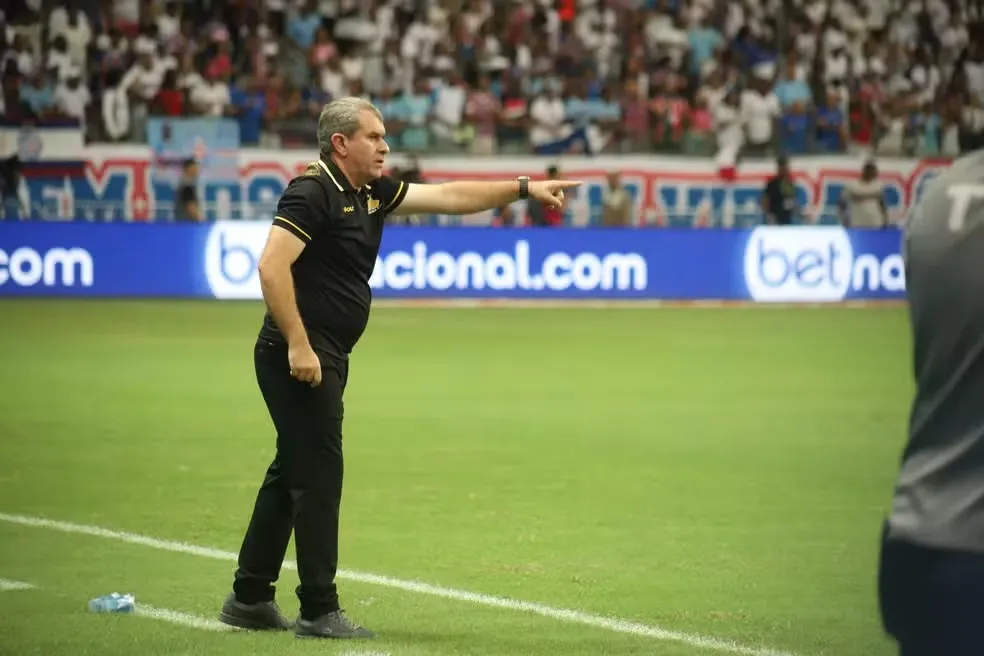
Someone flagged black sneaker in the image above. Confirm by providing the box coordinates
[218,592,292,631]
[294,609,376,639]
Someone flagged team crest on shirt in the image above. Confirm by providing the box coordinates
[367,196,380,214]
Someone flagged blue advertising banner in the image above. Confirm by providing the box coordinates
[0,222,211,297]
[0,222,907,302]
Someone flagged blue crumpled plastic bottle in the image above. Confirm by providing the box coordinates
[87,592,135,613]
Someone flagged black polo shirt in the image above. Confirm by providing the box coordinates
[257,157,409,357]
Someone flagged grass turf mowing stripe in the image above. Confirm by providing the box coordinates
[0,511,800,656]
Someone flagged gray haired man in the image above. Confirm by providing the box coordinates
[217,98,580,639]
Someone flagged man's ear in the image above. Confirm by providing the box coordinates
[332,133,347,156]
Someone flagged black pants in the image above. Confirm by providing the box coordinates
[879,522,984,655]
[232,339,349,619]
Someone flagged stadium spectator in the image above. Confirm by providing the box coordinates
[396,75,434,151]
[152,69,184,117]
[840,160,889,229]
[712,87,742,168]
[174,158,200,222]
[19,69,57,118]
[1,0,983,163]
[761,155,797,226]
[190,68,232,118]
[651,73,690,152]
[229,74,267,146]
[54,66,90,125]
[50,3,92,71]
[773,58,812,110]
[619,78,650,152]
[780,101,812,155]
[3,34,35,78]
[740,71,780,157]
[527,163,565,227]
[0,155,22,220]
[100,69,130,142]
[814,87,848,153]
[464,73,501,154]
[528,81,567,154]
[497,74,530,153]
[601,170,632,227]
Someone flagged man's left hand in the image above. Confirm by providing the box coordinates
[530,180,582,208]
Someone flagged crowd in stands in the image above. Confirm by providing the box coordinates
[1,0,984,160]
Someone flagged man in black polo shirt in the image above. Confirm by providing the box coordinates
[218,97,579,639]
[761,155,797,225]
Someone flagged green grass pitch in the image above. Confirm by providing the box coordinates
[0,299,910,655]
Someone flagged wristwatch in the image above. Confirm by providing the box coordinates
[517,176,530,200]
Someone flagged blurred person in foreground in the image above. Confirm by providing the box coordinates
[879,145,984,655]
[218,97,580,640]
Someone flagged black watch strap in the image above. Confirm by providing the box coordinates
[518,176,529,200]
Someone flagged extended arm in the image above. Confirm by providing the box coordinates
[391,178,581,216]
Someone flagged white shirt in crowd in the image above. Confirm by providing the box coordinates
[48,8,92,68]
[853,55,886,78]
[175,65,202,92]
[825,49,849,83]
[963,105,984,133]
[698,81,727,111]
[156,11,180,41]
[740,89,780,145]
[910,64,941,104]
[966,61,984,103]
[113,0,140,25]
[529,95,566,146]
[340,54,364,83]
[54,81,90,120]
[121,62,165,101]
[866,0,890,30]
[878,116,907,154]
[713,100,744,158]
[320,65,346,98]
[401,21,441,68]
[102,87,130,141]
[3,49,34,77]
[796,30,817,61]
[433,82,466,136]
[843,178,885,228]
[191,81,231,117]
[46,48,75,82]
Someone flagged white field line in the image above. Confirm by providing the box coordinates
[0,578,35,591]
[0,512,799,656]
[136,604,234,632]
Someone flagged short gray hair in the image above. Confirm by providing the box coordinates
[317,97,384,158]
